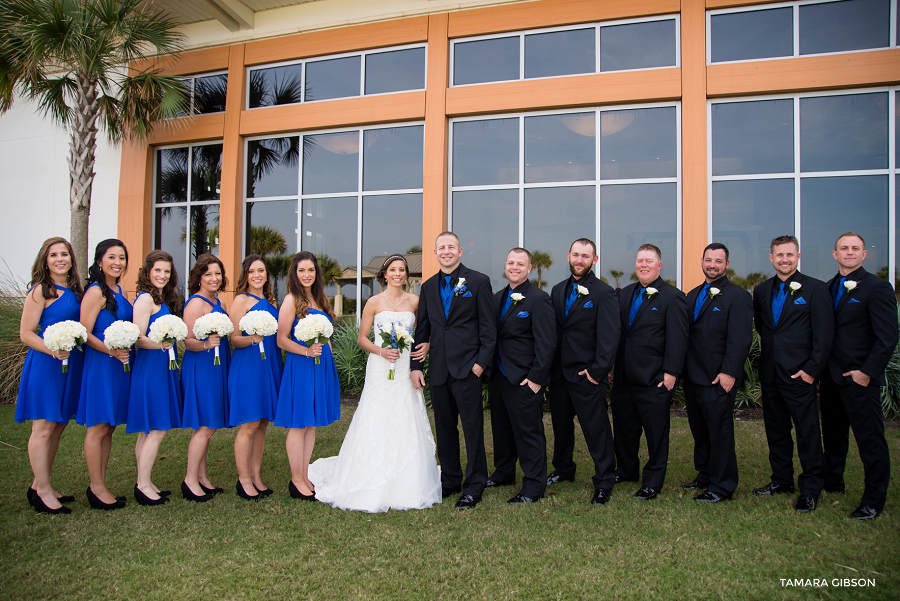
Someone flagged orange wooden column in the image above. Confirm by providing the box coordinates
[116,138,153,297]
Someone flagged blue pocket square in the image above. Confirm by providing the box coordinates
[516,311,529,318]
[651,307,658,311]
[713,307,721,312]
[462,291,473,298]
[849,298,861,304]
[583,300,594,309]
[793,297,807,305]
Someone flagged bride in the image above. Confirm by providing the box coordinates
[309,254,441,512]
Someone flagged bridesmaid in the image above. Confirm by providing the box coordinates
[227,255,282,500]
[126,251,183,506]
[16,237,84,514]
[275,251,340,501]
[78,239,132,510]
[181,253,230,502]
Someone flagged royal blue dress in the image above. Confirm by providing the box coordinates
[227,293,282,427]
[275,308,340,428]
[76,283,132,427]
[126,293,182,433]
[15,285,83,424]
[181,294,230,430]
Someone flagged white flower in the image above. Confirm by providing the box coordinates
[510,292,525,303]
[453,277,467,296]
[789,281,802,295]
[193,312,235,339]
[239,310,278,337]
[646,287,659,297]
[148,315,188,344]
[43,320,88,352]
[709,287,721,299]
[293,313,333,343]
[576,285,589,297]
[843,280,858,292]
[103,320,140,350]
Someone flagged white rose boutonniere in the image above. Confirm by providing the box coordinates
[789,282,802,296]
[510,292,525,304]
[645,287,659,298]
[453,277,467,296]
[843,280,858,293]
[708,287,721,299]
[576,285,589,298]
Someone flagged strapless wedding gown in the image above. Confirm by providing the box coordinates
[309,311,441,512]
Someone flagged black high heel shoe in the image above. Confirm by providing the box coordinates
[181,481,213,503]
[158,490,171,497]
[31,491,72,515]
[288,480,316,501]
[86,486,126,510]
[200,483,224,495]
[27,487,36,506]
[236,480,260,501]
[134,485,170,506]
[57,494,76,504]
[254,484,274,497]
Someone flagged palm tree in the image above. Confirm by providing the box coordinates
[315,253,342,288]
[248,225,287,257]
[265,255,291,301]
[0,0,190,279]
[530,250,552,290]
[609,269,624,289]
[406,245,422,254]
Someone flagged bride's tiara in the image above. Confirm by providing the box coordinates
[380,254,407,269]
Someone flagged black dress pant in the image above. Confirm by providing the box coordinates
[760,378,824,497]
[610,379,672,490]
[430,372,488,497]
[548,376,616,491]
[488,375,547,499]
[683,379,739,497]
[821,373,891,511]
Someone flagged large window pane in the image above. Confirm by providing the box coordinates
[364,48,425,94]
[712,100,793,175]
[599,20,676,72]
[248,64,304,108]
[191,144,222,203]
[600,107,677,179]
[246,199,298,302]
[301,197,358,312]
[452,189,518,289]
[305,56,361,101]
[523,186,595,291]
[246,137,299,198]
[524,113,595,183]
[193,74,227,114]
[800,176,889,280]
[524,28,595,79]
[156,147,189,204]
[800,92,888,172]
[799,0,890,55]
[302,132,359,194]
[362,126,424,191]
[710,8,793,63]
[189,205,220,267]
[711,179,794,285]
[452,118,519,186]
[896,93,899,168]
[362,194,423,296]
[453,37,519,85]
[154,207,187,276]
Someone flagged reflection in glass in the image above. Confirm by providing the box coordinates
[193,74,227,114]
[362,194,423,297]
[710,8,793,63]
[800,176,888,280]
[301,197,357,311]
[452,189,518,290]
[523,186,595,290]
[305,56,361,101]
[452,118,519,186]
[600,183,677,287]
[712,100,793,175]
[599,20,676,72]
[156,147,188,204]
[363,126,424,191]
[800,92,888,172]
[800,0,890,55]
[248,64,304,108]
[896,94,899,168]
[524,28,595,79]
[246,199,298,302]
[302,132,359,194]
[524,113,595,183]
[600,107,676,180]
[246,137,300,198]
[364,48,426,94]
[189,204,220,268]
[154,207,187,279]
[711,179,794,283]
[191,144,222,202]
[453,37,519,85]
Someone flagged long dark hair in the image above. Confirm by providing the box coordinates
[86,239,128,315]
[286,251,332,319]
[135,250,183,315]
[234,254,274,304]
[188,253,228,296]
[375,254,409,286]
[29,237,83,300]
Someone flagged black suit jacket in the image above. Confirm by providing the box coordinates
[753,271,834,383]
[826,266,898,386]
[549,271,619,384]
[614,277,689,388]
[411,263,496,386]
[684,276,753,387]
[492,279,556,386]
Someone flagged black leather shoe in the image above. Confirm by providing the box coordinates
[754,482,795,496]
[486,478,515,487]
[134,485,169,506]
[824,483,846,493]
[181,481,213,503]
[850,505,878,520]
[507,494,538,504]
[795,495,817,513]
[455,494,480,509]
[546,472,574,486]
[681,479,708,491]
[441,486,462,499]
[288,480,316,501]
[26,487,36,506]
[31,492,72,515]
[236,480,260,501]
[200,483,225,495]
[634,486,658,500]
[615,475,638,484]
[86,486,126,510]
[254,485,274,497]
[694,490,731,503]
[591,488,611,505]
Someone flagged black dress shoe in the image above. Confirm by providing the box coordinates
[486,478,515,487]
[824,483,846,493]
[86,486,126,510]
[591,488,611,505]
[181,481,213,503]
[31,492,72,515]
[441,486,462,499]
[681,479,708,491]
[754,482,795,496]
[634,486,658,500]
[615,475,638,484]
[455,494,480,509]
[200,483,225,495]
[134,485,169,506]
[236,480,260,501]
[850,505,878,520]
[254,485,274,497]
[507,494,538,504]
[27,487,36,506]
[288,480,316,501]
[694,490,731,503]
[795,495,817,513]
[546,472,574,486]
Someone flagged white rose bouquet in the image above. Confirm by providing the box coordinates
[148,314,188,370]
[377,322,414,380]
[293,313,333,365]
[193,312,234,366]
[103,320,140,372]
[239,310,278,360]
[42,320,88,373]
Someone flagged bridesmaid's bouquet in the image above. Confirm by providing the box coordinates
[42,320,88,373]
[378,322,413,380]
[103,320,140,372]
[239,311,278,360]
[293,313,333,365]
[193,313,234,366]
[148,314,188,370]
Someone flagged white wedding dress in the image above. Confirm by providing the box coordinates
[309,311,442,513]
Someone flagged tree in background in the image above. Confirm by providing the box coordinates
[530,250,552,290]
[609,269,624,289]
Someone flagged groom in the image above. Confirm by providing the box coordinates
[411,232,496,509]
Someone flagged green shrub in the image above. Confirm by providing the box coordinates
[880,305,900,420]
[0,275,26,403]
[330,321,368,394]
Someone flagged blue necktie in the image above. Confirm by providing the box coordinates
[441,275,453,318]
[628,287,645,327]
[693,283,710,322]
[833,276,847,310]
[500,290,514,323]
[772,281,787,326]
[564,283,578,316]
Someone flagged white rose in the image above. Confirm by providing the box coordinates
[709,287,721,298]
[843,280,858,292]
[646,287,658,297]
[789,282,802,294]
[457,278,466,287]
[576,285,589,296]
[510,292,525,303]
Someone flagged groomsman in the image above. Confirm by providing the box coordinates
[411,232,496,509]
[752,235,833,513]
[821,232,897,520]
[487,248,556,504]
[611,244,688,499]
[547,238,619,505]
[683,243,753,502]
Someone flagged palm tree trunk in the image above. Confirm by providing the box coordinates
[68,75,100,281]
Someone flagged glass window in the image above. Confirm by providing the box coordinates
[193,74,227,114]
[452,118,519,186]
[709,7,793,63]
[154,207,187,272]
[600,107,677,180]
[453,37,519,85]
[524,28,595,79]
[799,0,891,55]
[599,20,676,72]
[248,64,304,108]
[156,147,189,204]
[362,193,423,296]
[452,189,519,290]
[191,144,222,203]
[896,93,899,168]
[245,199,298,302]
[524,113,595,183]
[246,137,300,198]
[304,56,361,102]
[362,126,424,191]
[800,92,889,172]
[301,196,358,294]
[364,48,426,95]
[189,204,220,267]
[712,100,793,175]
[302,132,360,194]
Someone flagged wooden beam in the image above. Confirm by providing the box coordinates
[706,0,785,9]
[422,14,450,279]
[148,114,226,145]
[131,46,230,76]
[116,138,153,297]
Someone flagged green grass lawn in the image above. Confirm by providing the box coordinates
[0,403,897,601]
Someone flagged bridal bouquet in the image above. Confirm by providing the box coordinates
[239,310,278,360]
[148,314,188,370]
[43,320,88,373]
[193,312,234,365]
[103,320,140,372]
[378,322,413,380]
[294,313,333,365]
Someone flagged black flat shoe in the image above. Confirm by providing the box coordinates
[634,486,658,501]
[591,488,611,505]
[486,478,515,488]
[31,492,72,515]
[507,494,538,504]
[546,472,574,486]
[850,505,878,520]
[200,483,225,495]
[181,481,213,503]
[614,475,638,484]
[795,495,817,513]
[455,494,481,509]
[134,485,169,506]
[237,480,260,500]
[254,485,274,497]
[288,480,316,501]
[681,479,708,491]
[754,482,795,496]
[86,486,126,510]
[694,490,731,503]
